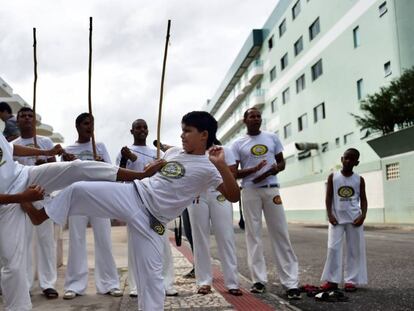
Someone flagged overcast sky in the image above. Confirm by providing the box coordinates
[0,0,277,160]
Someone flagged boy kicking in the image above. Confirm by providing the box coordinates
[0,133,161,311]
[22,111,240,311]
[320,148,368,292]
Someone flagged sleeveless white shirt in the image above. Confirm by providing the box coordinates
[332,171,361,224]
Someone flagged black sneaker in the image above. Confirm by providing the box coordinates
[183,268,195,279]
[250,282,266,293]
[287,288,302,300]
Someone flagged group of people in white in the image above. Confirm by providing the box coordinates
[0,102,368,311]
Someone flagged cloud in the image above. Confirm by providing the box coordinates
[0,0,277,159]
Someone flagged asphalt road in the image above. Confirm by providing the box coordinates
[209,223,414,311]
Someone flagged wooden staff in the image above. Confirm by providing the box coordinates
[32,27,38,148]
[88,17,98,160]
[156,20,171,159]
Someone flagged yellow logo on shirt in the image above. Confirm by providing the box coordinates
[216,194,226,202]
[0,148,5,167]
[250,144,268,156]
[338,186,355,198]
[160,161,185,179]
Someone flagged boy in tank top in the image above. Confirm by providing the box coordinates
[320,148,368,292]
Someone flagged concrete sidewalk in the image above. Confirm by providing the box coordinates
[1,226,296,311]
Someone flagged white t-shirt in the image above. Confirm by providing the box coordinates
[13,136,55,166]
[65,141,111,164]
[115,145,158,171]
[332,171,362,224]
[0,134,28,195]
[231,131,283,188]
[134,147,223,224]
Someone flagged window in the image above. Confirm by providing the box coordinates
[270,66,276,82]
[271,98,278,113]
[386,162,400,180]
[294,36,303,56]
[296,74,306,93]
[379,1,387,17]
[281,53,288,70]
[282,87,290,104]
[284,123,292,139]
[292,0,301,20]
[357,79,364,100]
[313,102,325,123]
[344,132,354,144]
[298,113,308,131]
[321,142,329,152]
[335,137,340,147]
[268,35,274,50]
[384,61,391,76]
[309,17,320,41]
[353,26,360,48]
[311,59,323,81]
[279,19,287,37]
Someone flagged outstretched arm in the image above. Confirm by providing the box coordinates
[116,159,166,181]
[0,185,45,204]
[13,144,64,157]
[209,146,240,202]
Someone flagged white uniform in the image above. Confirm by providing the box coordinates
[231,131,299,289]
[115,145,176,295]
[12,136,57,291]
[321,171,367,285]
[63,141,120,295]
[0,134,118,311]
[44,147,223,311]
[188,146,239,289]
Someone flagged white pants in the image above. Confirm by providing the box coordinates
[64,215,119,294]
[321,223,367,285]
[45,181,166,311]
[25,216,57,290]
[0,160,117,311]
[241,187,299,289]
[188,191,239,289]
[128,226,175,294]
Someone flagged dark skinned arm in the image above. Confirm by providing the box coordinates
[353,177,368,226]
[326,173,338,225]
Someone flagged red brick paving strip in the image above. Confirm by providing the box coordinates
[169,236,277,311]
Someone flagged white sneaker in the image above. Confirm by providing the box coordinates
[63,290,77,300]
[106,288,123,297]
[129,290,138,297]
[165,288,178,296]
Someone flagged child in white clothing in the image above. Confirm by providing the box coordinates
[21,111,240,311]
[320,148,368,292]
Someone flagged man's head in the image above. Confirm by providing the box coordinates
[243,107,262,134]
[341,148,360,172]
[181,111,218,153]
[16,107,35,132]
[0,102,13,121]
[131,119,148,144]
[75,113,94,140]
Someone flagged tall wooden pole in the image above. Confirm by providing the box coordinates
[88,17,97,160]
[32,28,38,148]
[156,20,171,159]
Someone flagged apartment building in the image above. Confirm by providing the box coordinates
[204,0,414,223]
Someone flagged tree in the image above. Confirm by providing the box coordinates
[353,67,414,135]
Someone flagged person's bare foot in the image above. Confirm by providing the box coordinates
[20,202,49,225]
